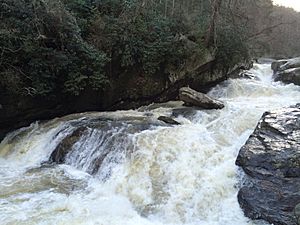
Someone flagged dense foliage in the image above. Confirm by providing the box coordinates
[0,0,108,97]
[0,0,238,98]
[1,0,299,98]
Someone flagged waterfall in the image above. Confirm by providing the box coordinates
[1,63,300,225]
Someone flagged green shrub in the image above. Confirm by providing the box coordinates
[0,0,108,97]
[216,24,250,68]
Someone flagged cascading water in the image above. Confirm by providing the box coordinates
[1,63,300,225]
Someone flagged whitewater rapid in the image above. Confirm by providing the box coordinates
[1,64,300,225]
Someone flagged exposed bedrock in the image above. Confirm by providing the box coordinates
[272,57,300,85]
[236,104,300,225]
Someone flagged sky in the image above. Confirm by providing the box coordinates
[273,0,300,12]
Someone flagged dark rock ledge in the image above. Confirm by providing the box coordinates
[236,104,300,225]
[272,57,300,86]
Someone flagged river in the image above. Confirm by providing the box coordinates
[1,63,300,225]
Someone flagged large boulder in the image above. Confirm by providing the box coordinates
[157,116,181,125]
[279,57,300,71]
[275,68,300,86]
[272,57,300,85]
[236,104,300,225]
[271,59,289,73]
[179,87,224,109]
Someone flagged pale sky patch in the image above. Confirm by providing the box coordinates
[273,0,300,12]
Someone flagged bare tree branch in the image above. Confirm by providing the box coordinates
[246,21,296,41]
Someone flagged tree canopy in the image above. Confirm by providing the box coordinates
[0,0,299,98]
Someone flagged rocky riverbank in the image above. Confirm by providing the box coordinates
[0,54,251,141]
[272,57,300,85]
[236,104,300,225]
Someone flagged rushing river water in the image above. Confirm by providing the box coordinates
[1,63,300,225]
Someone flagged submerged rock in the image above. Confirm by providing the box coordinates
[272,57,300,85]
[158,116,180,125]
[239,71,260,80]
[50,127,88,163]
[49,117,162,177]
[236,104,300,225]
[179,87,224,109]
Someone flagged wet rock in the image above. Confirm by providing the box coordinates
[138,101,184,112]
[228,68,259,81]
[50,127,87,163]
[271,59,288,73]
[239,71,260,80]
[49,117,165,177]
[236,104,300,225]
[279,57,300,71]
[272,57,300,85]
[158,116,180,125]
[275,68,300,86]
[179,87,224,109]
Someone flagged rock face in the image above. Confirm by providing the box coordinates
[236,104,300,225]
[272,57,300,85]
[271,59,288,72]
[279,57,300,71]
[275,68,300,85]
[179,87,224,109]
[157,116,181,125]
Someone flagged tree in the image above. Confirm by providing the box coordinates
[205,0,223,48]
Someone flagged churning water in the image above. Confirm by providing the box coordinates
[1,64,300,225]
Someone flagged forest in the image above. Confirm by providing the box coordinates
[1,0,299,99]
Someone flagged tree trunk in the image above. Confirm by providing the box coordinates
[205,0,222,48]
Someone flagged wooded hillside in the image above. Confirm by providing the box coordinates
[2,0,298,98]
